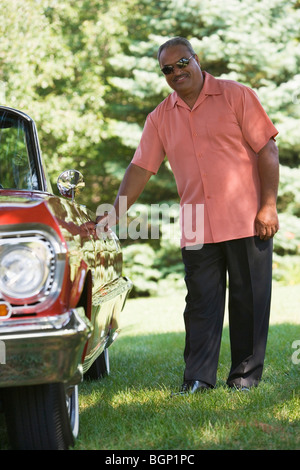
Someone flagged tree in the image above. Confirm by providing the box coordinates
[106,0,300,171]
[1,0,299,290]
[1,0,129,206]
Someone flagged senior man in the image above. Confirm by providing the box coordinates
[96,37,279,394]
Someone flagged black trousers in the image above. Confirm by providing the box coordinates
[182,236,273,388]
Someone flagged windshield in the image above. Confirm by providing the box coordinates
[0,111,39,190]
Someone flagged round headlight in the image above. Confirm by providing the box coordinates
[0,244,49,299]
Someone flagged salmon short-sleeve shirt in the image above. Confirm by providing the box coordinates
[132,72,278,247]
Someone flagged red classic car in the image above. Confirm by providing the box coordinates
[0,106,132,449]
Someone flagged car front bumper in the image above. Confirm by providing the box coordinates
[0,308,92,388]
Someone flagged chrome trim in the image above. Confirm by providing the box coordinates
[0,105,32,122]
[0,308,92,388]
[0,223,66,314]
[0,311,74,333]
[93,276,133,306]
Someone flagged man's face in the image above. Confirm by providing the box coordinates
[159,45,202,95]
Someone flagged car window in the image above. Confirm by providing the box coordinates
[0,112,39,190]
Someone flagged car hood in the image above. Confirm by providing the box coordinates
[0,189,94,243]
[0,190,62,234]
[0,189,54,206]
[0,186,120,249]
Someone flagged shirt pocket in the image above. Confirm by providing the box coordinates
[205,113,241,150]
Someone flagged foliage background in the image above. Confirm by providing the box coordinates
[1,0,299,295]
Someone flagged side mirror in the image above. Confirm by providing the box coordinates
[57,169,85,201]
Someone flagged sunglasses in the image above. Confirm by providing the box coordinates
[161,54,195,75]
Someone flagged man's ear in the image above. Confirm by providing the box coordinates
[194,54,201,68]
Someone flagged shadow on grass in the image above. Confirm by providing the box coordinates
[74,323,300,450]
[97,322,300,390]
[0,323,299,450]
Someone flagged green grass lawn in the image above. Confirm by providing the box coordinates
[74,283,300,450]
[0,283,299,450]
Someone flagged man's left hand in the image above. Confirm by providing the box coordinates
[255,205,279,240]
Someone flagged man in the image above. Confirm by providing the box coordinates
[97,37,279,394]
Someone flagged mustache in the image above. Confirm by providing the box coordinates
[172,72,189,82]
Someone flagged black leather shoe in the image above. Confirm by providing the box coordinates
[227,381,255,392]
[228,384,251,392]
[172,380,211,396]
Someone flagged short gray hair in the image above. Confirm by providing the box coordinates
[157,37,196,62]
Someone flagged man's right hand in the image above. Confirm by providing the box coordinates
[95,211,117,234]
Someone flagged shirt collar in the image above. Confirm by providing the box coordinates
[166,71,222,110]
